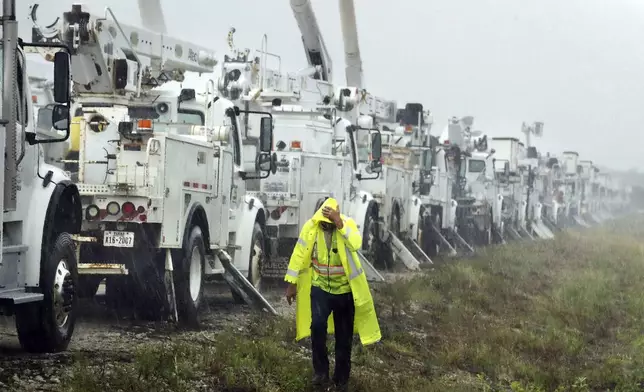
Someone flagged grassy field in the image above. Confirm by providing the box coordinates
[62,219,644,392]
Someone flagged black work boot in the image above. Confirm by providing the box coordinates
[334,381,349,392]
[312,373,330,389]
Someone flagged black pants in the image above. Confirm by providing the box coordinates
[310,285,355,385]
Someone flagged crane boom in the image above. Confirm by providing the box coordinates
[28,4,217,97]
[338,0,363,88]
[137,0,168,34]
[290,0,333,82]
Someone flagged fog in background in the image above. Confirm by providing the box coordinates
[20,0,644,171]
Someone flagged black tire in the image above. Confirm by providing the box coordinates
[362,212,385,269]
[486,209,493,245]
[77,276,102,298]
[15,233,78,353]
[390,207,401,238]
[232,222,265,304]
[173,225,205,327]
[422,209,441,258]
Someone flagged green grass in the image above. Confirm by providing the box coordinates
[62,219,644,391]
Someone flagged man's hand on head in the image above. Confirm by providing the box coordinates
[322,205,343,229]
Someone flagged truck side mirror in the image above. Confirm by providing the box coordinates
[370,131,382,173]
[259,117,273,153]
[51,104,69,131]
[53,51,70,104]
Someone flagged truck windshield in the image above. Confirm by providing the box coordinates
[468,159,486,173]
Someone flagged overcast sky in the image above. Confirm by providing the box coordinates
[20,0,644,170]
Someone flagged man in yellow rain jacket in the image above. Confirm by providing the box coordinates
[285,197,381,391]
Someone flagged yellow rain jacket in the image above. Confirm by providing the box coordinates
[284,198,382,346]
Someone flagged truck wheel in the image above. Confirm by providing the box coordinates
[424,211,441,258]
[487,210,493,245]
[15,233,78,353]
[390,208,401,238]
[173,225,205,326]
[233,222,265,304]
[362,212,381,267]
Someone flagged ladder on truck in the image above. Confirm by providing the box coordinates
[28,3,277,314]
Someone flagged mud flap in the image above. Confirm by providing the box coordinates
[388,231,420,271]
[356,251,386,282]
[216,249,277,315]
[164,249,179,323]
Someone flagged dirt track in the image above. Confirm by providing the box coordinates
[0,281,292,392]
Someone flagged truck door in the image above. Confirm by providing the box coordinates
[227,109,243,211]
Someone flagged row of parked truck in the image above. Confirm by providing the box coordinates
[0,0,632,354]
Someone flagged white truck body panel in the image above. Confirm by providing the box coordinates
[562,152,579,176]
[489,137,521,174]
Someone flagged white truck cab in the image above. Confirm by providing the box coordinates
[1,0,82,353]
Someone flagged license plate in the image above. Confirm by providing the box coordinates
[103,231,135,248]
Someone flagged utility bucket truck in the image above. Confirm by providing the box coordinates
[333,88,428,272]
[551,151,585,228]
[28,4,278,323]
[439,117,501,250]
[383,103,449,263]
[577,160,595,226]
[522,148,555,239]
[414,113,461,259]
[334,0,427,271]
[487,137,531,240]
[518,121,554,239]
[534,154,559,231]
[0,0,83,353]
[216,29,384,283]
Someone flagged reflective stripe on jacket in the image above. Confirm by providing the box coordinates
[284,197,382,346]
[310,231,351,294]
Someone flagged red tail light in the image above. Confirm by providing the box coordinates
[270,206,288,220]
[122,202,136,215]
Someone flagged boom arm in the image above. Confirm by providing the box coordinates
[137,0,168,34]
[29,4,217,96]
[290,0,333,82]
[338,0,363,88]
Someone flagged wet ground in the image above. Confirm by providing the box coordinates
[0,281,292,391]
[0,272,405,391]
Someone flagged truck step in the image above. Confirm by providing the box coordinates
[0,289,43,305]
[573,215,591,228]
[402,238,433,264]
[431,224,458,256]
[216,249,277,315]
[519,226,534,240]
[2,244,28,254]
[356,251,386,282]
[388,231,420,271]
